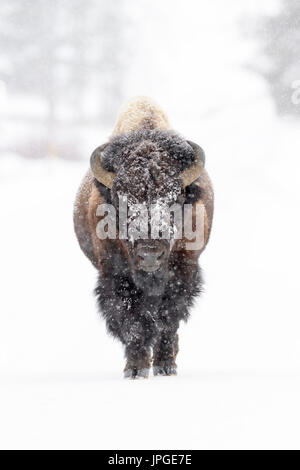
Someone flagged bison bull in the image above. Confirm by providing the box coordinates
[73,97,214,378]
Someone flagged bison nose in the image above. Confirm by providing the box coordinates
[136,247,166,272]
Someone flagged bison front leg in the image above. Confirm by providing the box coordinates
[153,327,179,376]
[96,272,158,379]
[122,316,157,379]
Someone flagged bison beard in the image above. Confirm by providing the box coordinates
[94,249,202,378]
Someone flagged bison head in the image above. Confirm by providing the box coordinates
[91,129,205,296]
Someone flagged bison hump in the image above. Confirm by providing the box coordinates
[112,96,171,135]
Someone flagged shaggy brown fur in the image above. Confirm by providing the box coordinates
[113,96,171,134]
[73,97,214,378]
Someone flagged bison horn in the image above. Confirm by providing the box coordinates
[180,141,205,188]
[90,144,115,189]
[91,140,205,189]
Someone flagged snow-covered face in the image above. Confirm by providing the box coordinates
[111,140,187,294]
[114,170,183,294]
[97,129,200,295]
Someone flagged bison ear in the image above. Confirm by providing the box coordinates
[180,141,205,187]
[90,143,115,189]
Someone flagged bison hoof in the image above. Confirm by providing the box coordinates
[153,365,177,376]
[124,367,150,379]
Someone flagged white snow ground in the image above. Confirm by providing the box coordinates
[1,0,300,450]
[1,101,300,450]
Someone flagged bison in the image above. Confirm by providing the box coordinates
[73,97,214,378]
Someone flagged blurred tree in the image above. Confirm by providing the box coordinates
[0,0,62,154]
[0,0,128,156]
[258,0,300,117]
[94,0,126,124]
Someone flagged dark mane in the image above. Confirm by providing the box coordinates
[102,129,195,173]
[95,129,203,207]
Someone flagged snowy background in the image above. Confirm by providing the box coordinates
[1,0,300,450]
